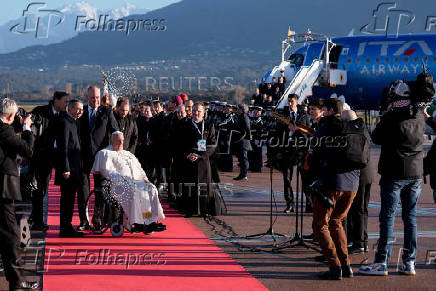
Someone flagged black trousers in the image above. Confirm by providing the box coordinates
[60,178,78,230]
[281,162,295,206]
[248,144,263,172]
[217,154,233,172]
[0,200,25,287]
[31,161,53,225]
[78,172,91,224]
[346,183,371,247]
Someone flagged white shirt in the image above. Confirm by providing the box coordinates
[52,105,59,148]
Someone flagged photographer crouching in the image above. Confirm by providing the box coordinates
[0,98,39,290]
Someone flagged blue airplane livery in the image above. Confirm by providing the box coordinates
[268,33,436,110]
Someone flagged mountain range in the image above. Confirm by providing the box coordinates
[0,2,148,54]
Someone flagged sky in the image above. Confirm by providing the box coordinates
[1,0,181,25]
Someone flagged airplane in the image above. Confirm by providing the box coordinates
[265,33,436,110]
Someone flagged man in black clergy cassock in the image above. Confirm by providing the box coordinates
[77,86,119,231]
[180,103,226,217]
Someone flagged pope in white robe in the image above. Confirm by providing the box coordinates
[91,131,165,227]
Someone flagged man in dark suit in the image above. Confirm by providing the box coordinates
[77,86,119,230]
[0,98,39,290]
[114,97,138,154]
[258,78,268,95]
[233,104,252,181]
[135,103,154,180]
[279,94,311,213]
[30,91,68,231]
[150,100,170,190]
[55,100,84,237]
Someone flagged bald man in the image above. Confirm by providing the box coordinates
[77,86,119,230]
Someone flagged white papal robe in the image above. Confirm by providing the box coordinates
[91,146,165,225]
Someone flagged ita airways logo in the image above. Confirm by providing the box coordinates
[360,2,415,37]
[10,2,64,39]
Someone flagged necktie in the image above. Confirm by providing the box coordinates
[90,108,96,129]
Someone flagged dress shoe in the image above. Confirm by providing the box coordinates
[76,222,90,231]
[59,228,84,238]
[233,175,248,181]
[317,267,342,280]
[10,281,39,290]
[342,265,354,278]
[150,222,166,232]
[30,223,49,232]
[283,206,294,213]
[348,245,365,254]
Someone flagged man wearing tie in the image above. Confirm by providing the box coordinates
[77,86,119,230]
[277,94,311,213]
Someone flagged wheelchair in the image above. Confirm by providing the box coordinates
[86,176,135,237]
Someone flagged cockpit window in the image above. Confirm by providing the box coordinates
[288,54,304,67]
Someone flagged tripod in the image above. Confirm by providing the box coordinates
[274,157,320,252]
[244,158,285,242]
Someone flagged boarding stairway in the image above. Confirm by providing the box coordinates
[276,59,324,108]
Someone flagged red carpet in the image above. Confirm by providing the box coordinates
[43,177,266,291]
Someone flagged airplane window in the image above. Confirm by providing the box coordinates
[423,57,428,62]
[375,57,380,63]
[385,57,389,63]
[394,57,399,62]
[347,58,352,63]
[366,57,370,63]
[404,57,409,63]
[356,58,361,63]
[434,56,436,63]
[414,57,419,63]
[288,54,304,67]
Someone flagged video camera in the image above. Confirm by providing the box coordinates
[380,62,435,114]
[305,180,334,209]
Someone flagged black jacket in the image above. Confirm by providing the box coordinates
[55,114,81,185]
[31,101,61,162]
[232,113,252,151]
[114,112,138,154]
[276,107,311,152]
[0,121,34,200]
[78,105,119,173]
[372,107,425,180]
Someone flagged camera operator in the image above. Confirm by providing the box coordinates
[359,81,426,276]
[0,98,39,290]
[312,98,359,280]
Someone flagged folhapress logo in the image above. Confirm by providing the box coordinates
[10,2,64,39]
[360,2,415,37]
